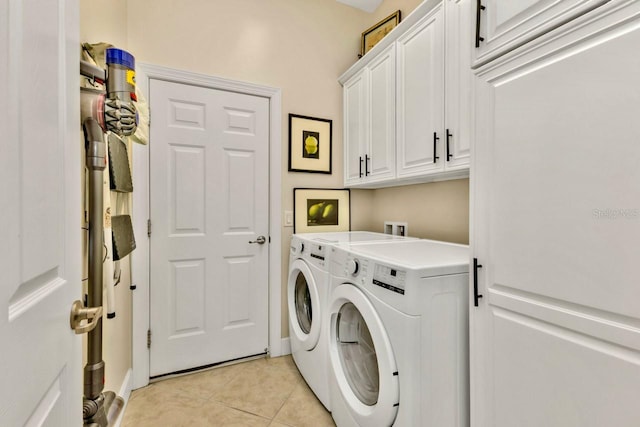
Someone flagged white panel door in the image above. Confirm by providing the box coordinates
[396,4,445,179]
[471,4,640,426]
[473,0,608,66]
[0,0,82,425]
[150,79,269,376]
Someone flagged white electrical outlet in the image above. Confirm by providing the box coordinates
[284,210,294,227]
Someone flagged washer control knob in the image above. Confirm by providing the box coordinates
[347,259,359,276]
[292,241,304,255]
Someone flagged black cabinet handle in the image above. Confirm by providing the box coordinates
[475,0,486,48]
[473,257,483,307]
[446,129,453,161]
[365,154,370,176]
[433,132,440,163]
[359,156,363,178]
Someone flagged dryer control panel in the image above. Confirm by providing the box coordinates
[372,264,406,295]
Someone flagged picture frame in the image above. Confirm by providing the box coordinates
[288,114,333,174]
[361,10,401,57]
[293,188,350,233]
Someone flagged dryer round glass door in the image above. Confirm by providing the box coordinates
[287,259,321,350]
[336,302,379,405]
[294,272,312,334]
[328,284,399,427]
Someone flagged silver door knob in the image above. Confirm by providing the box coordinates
[249,235,267,244]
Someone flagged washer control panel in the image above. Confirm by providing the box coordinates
[346,259,359,275]
[372,264,406,295]
[344,257,368,279]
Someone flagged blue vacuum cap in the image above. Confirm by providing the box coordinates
[106,48,135,70]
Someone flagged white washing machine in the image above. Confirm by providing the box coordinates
[288,232,416,410]
[326,240,469,426]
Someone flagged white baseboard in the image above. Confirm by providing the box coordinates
[113,368,133,427]
[280,337,291,356]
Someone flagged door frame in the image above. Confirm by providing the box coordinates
[131,63,282,389]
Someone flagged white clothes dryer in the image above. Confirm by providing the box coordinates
[326,240,470,427]
[288,232,416,410]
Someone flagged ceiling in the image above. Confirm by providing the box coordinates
[335,0,383,13]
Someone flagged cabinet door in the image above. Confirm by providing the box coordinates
[396,5,445,179]
[473,0,608,66]
[343,70,368,186]
[444,0,472,171]
[366,44,396,183]
[471,4,640,426]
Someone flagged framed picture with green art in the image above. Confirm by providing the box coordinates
[293,188,350,233]
[288,114,332,174]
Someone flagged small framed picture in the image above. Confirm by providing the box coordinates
[361,10,401,57]
[288,114,332,174]
[293,188,350,233]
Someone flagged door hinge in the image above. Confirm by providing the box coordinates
[147,329,152,348]
[147,219,151,237]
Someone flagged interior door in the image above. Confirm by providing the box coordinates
[149,79,270,376]
[0,0,82,425]
[471,4,640,426]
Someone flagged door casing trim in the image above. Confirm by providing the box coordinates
[131,63,282,389]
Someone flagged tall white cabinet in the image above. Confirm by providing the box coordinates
[470,1,640,425]
[340,0,472,188]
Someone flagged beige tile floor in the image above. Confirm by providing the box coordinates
[121,355,336,427]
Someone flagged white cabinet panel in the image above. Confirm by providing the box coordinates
[367,45,396,182]
[343,71,367,186]
[473,0,608,66]
[471,3,640,425]
[445,0,473,170]
[343,45,395,186]
[397,6,445,178]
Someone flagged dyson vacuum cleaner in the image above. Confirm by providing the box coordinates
[78,47,137,427]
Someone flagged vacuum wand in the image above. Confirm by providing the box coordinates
[83,117,106,402]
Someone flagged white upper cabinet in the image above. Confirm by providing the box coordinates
[396,5,445,179]
[343,44,396,187]
[340,0,471,188]
[473,0,609,67]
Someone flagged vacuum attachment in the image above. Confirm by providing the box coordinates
[111,215,136,260]
[108,134,133,192]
